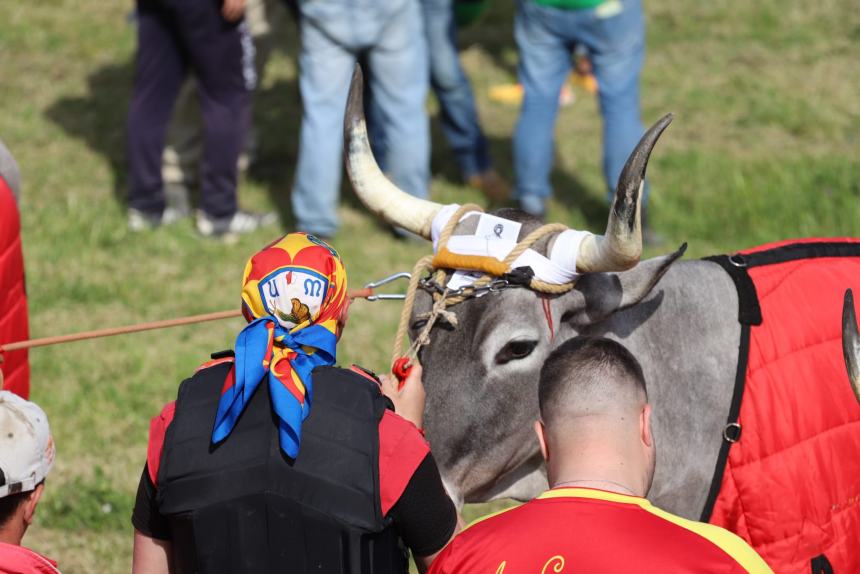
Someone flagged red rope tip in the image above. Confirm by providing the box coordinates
[392,357,413,390]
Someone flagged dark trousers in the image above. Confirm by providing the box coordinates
[127,0,254,218]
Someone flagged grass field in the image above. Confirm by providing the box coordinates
[1,0,858,571]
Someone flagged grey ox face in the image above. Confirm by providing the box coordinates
[410,220,687,506]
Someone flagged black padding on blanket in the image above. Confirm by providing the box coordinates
[703,255,761,326]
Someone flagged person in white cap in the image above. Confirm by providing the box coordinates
[0,390,60,573]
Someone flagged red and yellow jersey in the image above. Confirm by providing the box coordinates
[429,487,773,574]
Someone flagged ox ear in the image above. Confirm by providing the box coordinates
[565,243,687,326]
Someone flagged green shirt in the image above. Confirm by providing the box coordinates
[532,0,606,10]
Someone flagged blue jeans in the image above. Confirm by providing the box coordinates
[367,0,489,180]
[513,0,647,212]
[292,0,430,237]
[424,0,490,179]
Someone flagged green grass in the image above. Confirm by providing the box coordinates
[1,0,858,571]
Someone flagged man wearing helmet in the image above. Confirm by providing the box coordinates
[131,233,460,573]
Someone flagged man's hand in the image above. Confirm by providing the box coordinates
[380,364,425,429]
[222,0,246,22]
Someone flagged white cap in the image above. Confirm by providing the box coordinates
[0,391,55,498]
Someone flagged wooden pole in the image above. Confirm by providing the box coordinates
[0,287,379,354]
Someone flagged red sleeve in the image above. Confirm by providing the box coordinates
[426,537,458,574]
[146,401,176,486]
[378,409,431,516]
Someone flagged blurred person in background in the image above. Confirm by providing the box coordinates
[290,0,430,238]
[426,0,508,199]
[159,0,289,215]
[0,139,30,399]
[131,234,460,573]
[513,0,649,224]
[368,0,509,202]
[0,391,59,574]
[126,0,276,239]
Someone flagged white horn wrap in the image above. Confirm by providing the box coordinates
[343,65,442,239]
[842,288,860,404]
[576,113,674,273]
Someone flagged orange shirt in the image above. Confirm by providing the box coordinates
[429,488,773,574]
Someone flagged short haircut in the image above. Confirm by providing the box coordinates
[0,491,29,528]
[539,337,647,427]
[0,480,44,528]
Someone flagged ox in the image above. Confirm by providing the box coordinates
[344,67,860,572]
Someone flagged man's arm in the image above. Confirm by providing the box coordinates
[387,454,463,573]
[132,529,173,574]
[380,364,464,570]
[413,517,463,573]
[131,464,174,573]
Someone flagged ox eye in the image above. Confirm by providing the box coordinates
[495,340,538,365]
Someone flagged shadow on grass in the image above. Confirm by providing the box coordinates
[45,62,133,208]
[244,77,301,227]
[481,130,606,231]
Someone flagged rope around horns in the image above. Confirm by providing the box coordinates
[391,204,579,370]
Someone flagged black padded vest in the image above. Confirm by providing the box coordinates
[156,361,407,574]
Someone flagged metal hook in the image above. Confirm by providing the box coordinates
[364,272,411,301]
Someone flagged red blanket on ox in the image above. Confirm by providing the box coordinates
[0,176,29,398]
[704,239,860,574]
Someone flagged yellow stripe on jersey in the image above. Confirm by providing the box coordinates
[463,502,523,532]
[538,488,774,574]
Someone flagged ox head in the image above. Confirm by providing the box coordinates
[842,289,860,404]
[344,65,683,504]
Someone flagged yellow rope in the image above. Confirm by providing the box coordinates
[391,255,435,369]
[390,206,578,371]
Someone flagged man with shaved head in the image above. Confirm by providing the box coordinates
[429,338,773,573]
[537,336,656,497]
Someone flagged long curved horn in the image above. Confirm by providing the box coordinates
[842,288,860,404]
[343,65,443,239]
[576,113,674,273]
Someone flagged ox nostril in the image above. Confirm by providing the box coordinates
[561,310,575,323]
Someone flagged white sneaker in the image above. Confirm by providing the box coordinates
[128,206,183,232]
[196,209,278,240]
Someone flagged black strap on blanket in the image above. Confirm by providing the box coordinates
[703,255,762,326]
[733,241,860,267]
[698,256,759,521]
[810,554,834,574]
[699,240,860,522]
